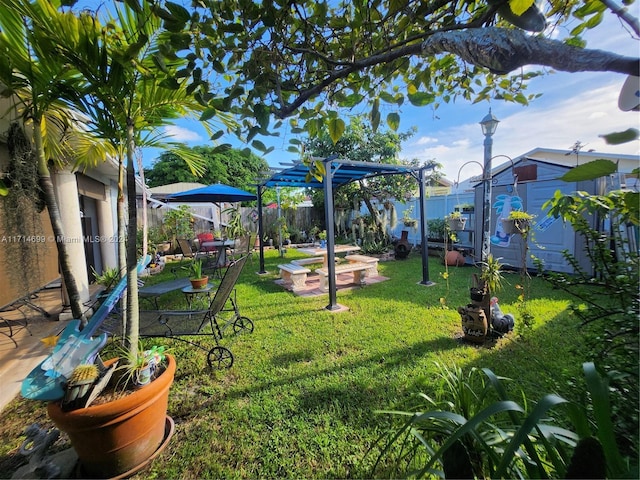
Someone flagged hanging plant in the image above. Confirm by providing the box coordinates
[2,123,45,291]
[446,211,466,231]
[501,211,535,234]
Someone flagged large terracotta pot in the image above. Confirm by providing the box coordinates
[444,250,465,266]
[47,354,176,478]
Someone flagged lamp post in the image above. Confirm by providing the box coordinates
[479,109,499,263]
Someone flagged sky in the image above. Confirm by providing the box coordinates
[140,7,640,182]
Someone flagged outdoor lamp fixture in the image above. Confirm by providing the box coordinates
[479,109,499,263]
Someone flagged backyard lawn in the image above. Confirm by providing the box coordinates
[0,249,589,478]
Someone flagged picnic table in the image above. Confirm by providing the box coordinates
[297,244,361,267]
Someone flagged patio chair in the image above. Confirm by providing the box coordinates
[196,232,217,254]
[229,233,251,262]
[176,238,197,259]
[134,254,254,369]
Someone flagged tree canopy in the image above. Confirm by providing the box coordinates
[145,146,268,192]
[305,117,437,243]
[143,0,639,157]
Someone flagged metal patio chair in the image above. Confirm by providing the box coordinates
[135,254,254,369]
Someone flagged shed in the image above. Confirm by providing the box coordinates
[471,148,639,273]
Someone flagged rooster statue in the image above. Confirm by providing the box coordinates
[490,297,515,334]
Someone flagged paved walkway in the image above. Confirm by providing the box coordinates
[0,286,67,413]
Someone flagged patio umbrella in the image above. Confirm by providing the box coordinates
[166,183,257,203]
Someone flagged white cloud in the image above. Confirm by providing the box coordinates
[163,125,203,143]
[414,136,438,145]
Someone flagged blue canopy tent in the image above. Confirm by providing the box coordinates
[166,183,257,203]
[258,156,436,311]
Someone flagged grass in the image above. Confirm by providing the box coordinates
[0,249,590,479]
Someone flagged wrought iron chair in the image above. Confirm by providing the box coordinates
[134,255,254,369]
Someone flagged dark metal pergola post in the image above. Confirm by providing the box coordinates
[418,167,434,286]
[323,156,340,310]
[257,185,267,274]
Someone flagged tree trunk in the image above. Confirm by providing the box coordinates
[124,120,139,359]
[359,180,386,238]
[33,118,86,323]
[117,155,127,338]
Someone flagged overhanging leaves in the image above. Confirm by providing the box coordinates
[558,159,618,182]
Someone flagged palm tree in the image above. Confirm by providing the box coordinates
[0,2,89,320]
[18,0,235,358]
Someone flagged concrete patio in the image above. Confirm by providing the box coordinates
[0,285,67,413]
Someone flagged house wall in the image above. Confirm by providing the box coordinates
[0,143,59,308]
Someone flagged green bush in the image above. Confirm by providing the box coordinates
[374,362,636,479]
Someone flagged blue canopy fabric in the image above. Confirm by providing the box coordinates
[261,159,417,189]
[166,183,257,203]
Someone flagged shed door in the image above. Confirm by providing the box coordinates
[526,180,575,273]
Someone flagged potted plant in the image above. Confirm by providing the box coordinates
[318,229,327,248]
[223,207,248,239]
[47,350,176,478]
[462,255,504,343]
[501,210,535,234]
[427,218,447,243]
[187,259,208,289]
[402,206,418,228]
[446,211,466,231]
[471,254,505,316]
[460,203,475,213]
[90,266,120,292]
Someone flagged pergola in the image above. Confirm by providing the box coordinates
[257,155,436,310]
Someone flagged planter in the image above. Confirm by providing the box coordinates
[47,354,176,479]
[447,217,466,231]
[469,287,486,302]
[501,218,530,235]
[190,276,209,289]
[62,379,95,410]
[458,304,488,343]
[444,250,465,267]
[156,242,171,254]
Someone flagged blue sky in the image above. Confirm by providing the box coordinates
[133,8,639,181]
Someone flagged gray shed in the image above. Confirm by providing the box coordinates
[471,148,639,273]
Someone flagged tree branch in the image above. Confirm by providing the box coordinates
[272,27,639,118]
[422,27,640,75]
[600,0,640,36]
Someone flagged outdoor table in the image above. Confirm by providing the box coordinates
[182,284,215,309]
[200,239,235,267]
[138,277,191,309]
[297,244,361,267]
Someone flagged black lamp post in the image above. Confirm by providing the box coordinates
[479,109,499,263]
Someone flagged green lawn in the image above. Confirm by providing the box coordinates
[0,249,589,479]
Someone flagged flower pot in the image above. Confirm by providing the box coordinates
[47,354,176,479]
[444,250,465,267]
[62,379,95,410]
[501,218,530,234]
[190,276,208,289]
[458,304,488,343]
[447,217,466,231]
[156,242,171,254]
[469,287,486,302]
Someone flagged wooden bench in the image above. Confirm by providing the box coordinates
[278,263,311,292]
[316,262,370,292]
[345,254,380,276]
[291,257,324,266]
